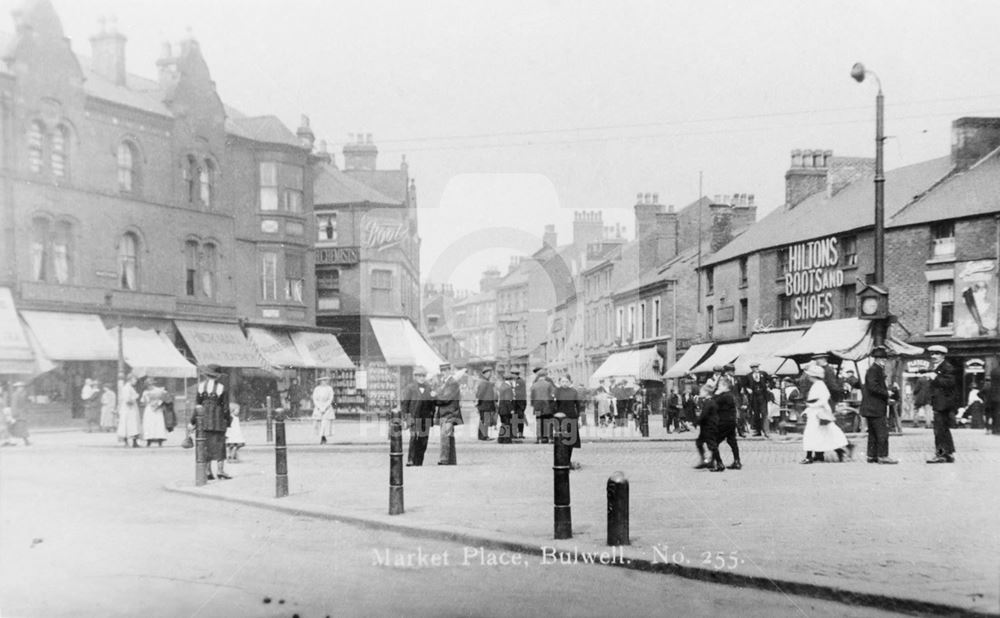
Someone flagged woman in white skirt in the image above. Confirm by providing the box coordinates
[140,378,169,447]
[800,364,853,463]
[226,402,245,461]
[117,373,142,448]
[99,382,117,432]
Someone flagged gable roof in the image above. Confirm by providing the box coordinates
[889,149,1000,227]
[314,164,401,207]
[703,156,953,266]
[226,115,302,148]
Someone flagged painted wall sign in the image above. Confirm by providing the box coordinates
[361,216,407,252]
[783,236,845,321]
[716,305,735,323]
[316,246,360,265]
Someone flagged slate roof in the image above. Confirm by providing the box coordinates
[314,163,401,207]
[342,169,409,203]
[889,148,1000,227]
[702,156,953,266]
[226,115,303,148]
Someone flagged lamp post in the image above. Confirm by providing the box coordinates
[498,318,518,375]
[851,62,887,347]
[104,292,125,399]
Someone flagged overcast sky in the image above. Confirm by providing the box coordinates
[25,0,1000,290]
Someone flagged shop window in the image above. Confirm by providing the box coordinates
[371,268,393,313]
[317,214,338,241]
[930,222,955,258]
[260,252,278,301]
[930,281,954,330]
[117,141,139,193]
[118,232,139,290]
[285,253,304,303]
[28,121,44,173]
[841,235,858,267]
[739,257,748,287]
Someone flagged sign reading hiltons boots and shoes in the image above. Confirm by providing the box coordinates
[783,236,845,321]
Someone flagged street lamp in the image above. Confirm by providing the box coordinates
[851,62,887,347]
[498,318,519,375]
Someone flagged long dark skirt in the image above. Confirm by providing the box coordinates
[204,430,226,462]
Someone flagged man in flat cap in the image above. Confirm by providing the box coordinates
[530,366,555,443]
[475,367,497,441]
[402,367,435,465]
[926,345,958,463]
[496,370,515,444]
[434,364,463,465]
[511,368,527,440]
[861,346,897,464]
[744,362,770,437]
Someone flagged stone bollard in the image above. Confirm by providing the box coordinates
[389,408,404,515]
[607,472,630,546]
[552,413,572,539]
[194,405,206,487]
[274,410,288,498]
[266,395,274,443]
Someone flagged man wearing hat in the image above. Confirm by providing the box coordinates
[926,345,959,463]
[860,346,897,464]
[434,363,463,464]
[475,367,498,441]
[530,366,555,443]
[744,362,770,437]
[402,367,435,465]
[312,375,335,445]
[496,370,515,444]
[511,369,527,440]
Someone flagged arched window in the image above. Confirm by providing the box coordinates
[183,155,198,203]
[118,232,139,290]
[201,243,217,298]
[52,221,72,283]
[51,125,68,178]
[30,217,49,280]
[28,121,44,173]
[199,159,214,207]
[117,141,138,193]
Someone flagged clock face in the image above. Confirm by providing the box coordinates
[861,297,879,315]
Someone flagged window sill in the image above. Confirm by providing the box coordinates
[922,330,954,337]
[840,263,858,271]
[925,256,956,266]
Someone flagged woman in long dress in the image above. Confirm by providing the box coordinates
[141,379,169,447]
[117,374,142,448]
[801,365,851,463]
[81,378,101,433]
[99,383,117,432]
[312,376,335,445]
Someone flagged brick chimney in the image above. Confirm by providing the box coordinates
[343,133,378,171]
[479,267,502,293]
[542,224,557,248]
[508,255,523,274]
[952,117,1000,171]
[709,201,734,253]
[572,210,604,249]
[785,149,831,207]
[90,16,127,86]
[296,114,315,151]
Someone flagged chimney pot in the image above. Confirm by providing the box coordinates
[636,192,643,203]
[653,193,659,204]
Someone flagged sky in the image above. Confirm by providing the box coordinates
[22,0,1000,291]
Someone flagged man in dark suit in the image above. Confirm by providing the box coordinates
[402,367,436,466]
[434,364,463,465]
[530,367,555,443]
[496,372,515,444]
[988,358,1000,436]
[511,369,527,440]
[926,345,959,463]
[860,346,897,464]
[475,367,497,441]
[744,362,770,437]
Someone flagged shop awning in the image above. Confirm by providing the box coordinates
[246,328,310,368]
[174,320,265,368]
[20,310,117,361]
[369,317,446,374]
[0,288,37,375]
[591,347,663,383]
[664,343,714,379]
[290,331,355,369]
[775,318,924,361]
[689,342,747,374]
[733,330,807,376]
[113,327,197,379]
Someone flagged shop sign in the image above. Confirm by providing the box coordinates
[361,215,407,252]
[316,246,360,265]
[965,358,985,374]
[716,305,735,323]
[783,236,845,321]
[906,359,931,373]
[955,260,998,338]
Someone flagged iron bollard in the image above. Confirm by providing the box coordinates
[639,406,649,438]
[266,395,274,443]
[275,410,288,498]
[194,405,206,487]
[389,408,404,515]
[553,413,572,539]
[607,472,630,546]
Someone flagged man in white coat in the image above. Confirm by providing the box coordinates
[311,376,335,445]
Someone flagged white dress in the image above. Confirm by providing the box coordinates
[226,415,245,446]
[116,382,142,439]
[141,387,169,442]
[312,384,335,437]
[802,381,848,452]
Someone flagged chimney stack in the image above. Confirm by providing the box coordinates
[90,15,127,86]
[952,117,1000,171]
[296,115,315,151]
[542,224,558,248]
[785,148,831,207]
[572,210,604,248]
[709,203,734,253]
[343,132,378,171]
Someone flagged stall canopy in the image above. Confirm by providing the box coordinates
[290,331,354,369]
[369,317,446,374]
[0,288,37,375]
[591,347,663,384]
[246,328,309,368]
[174,320,265,368]
[689,342,747,374]
[112,327,197,378]
[20,310,117,361]
[664,343,714,379]
[733,330,807,376]
[775,317,924,361]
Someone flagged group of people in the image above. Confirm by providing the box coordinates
[112,373,177,448]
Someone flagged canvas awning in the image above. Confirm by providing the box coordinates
[20,310,117,361]
[689,342,747,374]
[246,328,310,368]
[290,331,354,369]
[732,330,806,376]
[663,343,714,379]
[0,288,37,375]
[775,318,924,361]
[174,320,265,368]
[113,327,197,378]
[369,317,446,374]
[591,347,663,383]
